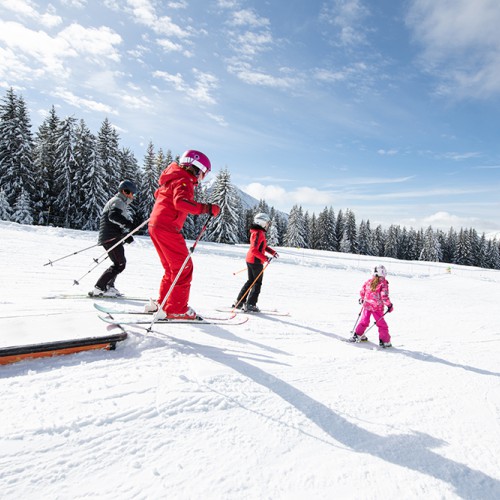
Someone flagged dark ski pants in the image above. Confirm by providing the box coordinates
[95,242,126,290]
[236,262,264,306]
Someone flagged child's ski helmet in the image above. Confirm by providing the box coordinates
[179,150,211,178]
[118,180,137,194]
[373,264,387,277]
[254,212,271,229]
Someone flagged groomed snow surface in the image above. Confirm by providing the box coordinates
[1,221,499,500]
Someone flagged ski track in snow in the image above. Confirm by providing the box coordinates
[0,221,499,499]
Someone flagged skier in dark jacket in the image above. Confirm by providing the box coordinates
[89,180,137,297]
[233,212,278,312]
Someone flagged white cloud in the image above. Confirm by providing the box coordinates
[125,0,187,38]
[153,69,219,105]
[229,9,270,28]
[0,0,62,28]
[0,20,122,81]
[52,87,117,114]
[227,61,299,89]
[320,0,370,47]
[406,0,500,98]
[156,38,184,53]
[422,211,467,228]
[59,23,122,63]
[242,183,334,208]
[377,149,398,156]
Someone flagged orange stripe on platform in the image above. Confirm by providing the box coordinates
[0,343,113,365]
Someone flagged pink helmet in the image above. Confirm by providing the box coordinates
[179,150,211,179]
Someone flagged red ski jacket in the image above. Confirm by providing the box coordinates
[149,162,209,232]
[246,225,277,264]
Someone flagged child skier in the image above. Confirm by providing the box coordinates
[350,264,394,347]
[233,212,278,312]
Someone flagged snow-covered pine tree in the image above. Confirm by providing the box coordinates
[284,205,307,248]
[316,206,335,251]
[73,120,108,230]
[0,89,35,213]
[308,213,321,249]
[384,225,400,258]
[119,147,141,225]
[371,225,385,257]
[454,229,472,265]
[419,226,442,262]
[485,238,500,269]
[207,168,240,244]
[32,106,60,225]
[137,141,157,223]
[96,118,121,194]
[442,227,458,263]
[155,148,169,180]
[272,210,287,246]
[0,188,12,221]
[53,116,77,227]
[334,209,344,252]
[267,207,279,246]
[401,227,417,260]
[11,187,33,225]
[343,208,358,254]
[358,220,374,255]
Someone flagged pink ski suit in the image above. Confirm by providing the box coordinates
[355,276,392,343]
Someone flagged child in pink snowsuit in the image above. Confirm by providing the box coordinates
[353,265,394,347]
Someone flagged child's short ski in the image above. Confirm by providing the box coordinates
[341,338,394,349]
[215,307,290,316]
[43,294,147,301]
[97,313,248,326]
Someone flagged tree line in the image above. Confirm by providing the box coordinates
[1,87,499,270]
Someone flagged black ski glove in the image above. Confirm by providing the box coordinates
[125,236,134,244]
[387,303,393,313]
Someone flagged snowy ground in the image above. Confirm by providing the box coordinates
[0,220,499,500]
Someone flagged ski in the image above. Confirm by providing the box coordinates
[93,302,238,321]
[215,307,290,317]
[43,294,147,301]
[341,338,393,349]
[97,313,249,326]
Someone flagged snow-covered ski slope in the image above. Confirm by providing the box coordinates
[1,221,499,499]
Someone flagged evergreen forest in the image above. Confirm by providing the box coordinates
[1,88,500,270]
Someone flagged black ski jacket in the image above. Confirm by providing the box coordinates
[98,192,134,245]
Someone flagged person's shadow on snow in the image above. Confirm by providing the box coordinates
[267,316,500,378]
[162,334,500,500]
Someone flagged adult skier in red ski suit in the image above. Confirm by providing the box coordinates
[147,150,220,320]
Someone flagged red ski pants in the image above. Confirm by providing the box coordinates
[148,225,193,314]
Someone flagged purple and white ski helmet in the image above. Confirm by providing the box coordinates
[179,150,211,179]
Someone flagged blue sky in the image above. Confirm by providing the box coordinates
[1,0,500,234]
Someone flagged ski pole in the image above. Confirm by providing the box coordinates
[43,239,113,266]
[350,303,364,335]
[72,219,149,285]
[363,310,390,335]
[72,255,109,286]
[148,216,213,332]
[232,267,247,276]
[231,256,274,313]
[93,218,150,264]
